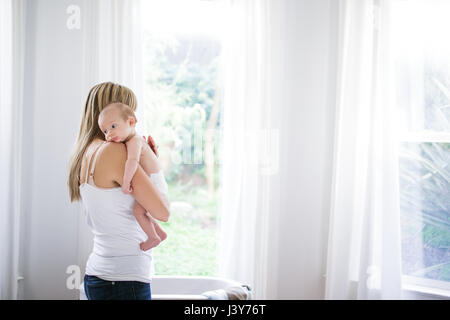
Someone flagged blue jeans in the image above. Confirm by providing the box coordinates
[84,275,151,300]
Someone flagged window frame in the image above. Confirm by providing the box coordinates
[392,0,450,294]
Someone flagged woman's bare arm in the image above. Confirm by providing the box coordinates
[105,142,170,222]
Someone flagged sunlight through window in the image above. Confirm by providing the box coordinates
[140,0,226,276]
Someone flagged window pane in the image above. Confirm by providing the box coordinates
[393,0,450,286]
[392,0,450,134]
[141,0,224,276]
[399,142,450,282]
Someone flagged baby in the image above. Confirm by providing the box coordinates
[98,102,167,251]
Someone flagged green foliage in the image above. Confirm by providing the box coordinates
[142,31,222,182]
[399,143,450,282]
[142,30,222,276]
[153,182,219,276]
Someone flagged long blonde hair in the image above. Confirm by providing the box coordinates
[68,82,137,202]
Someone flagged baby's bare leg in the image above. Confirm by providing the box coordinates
[133,202,161,251]
[135,145,166,250]
[148,213,167,242]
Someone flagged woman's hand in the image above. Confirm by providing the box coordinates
[142,135,158,157]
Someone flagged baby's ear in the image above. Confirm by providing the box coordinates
[129,117,137,126]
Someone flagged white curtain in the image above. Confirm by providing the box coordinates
[77,0,146,275]
[0,0,25,300]
[217,0,285,299]
[82,0,146,133]
[325,0,403,299]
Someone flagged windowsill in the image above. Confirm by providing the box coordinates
[402,284,450,300]
[324,275,450,300]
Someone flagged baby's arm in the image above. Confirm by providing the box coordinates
[123,137,143,194]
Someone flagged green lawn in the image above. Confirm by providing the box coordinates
[152,180,219,276]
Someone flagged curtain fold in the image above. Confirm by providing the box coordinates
[0,0,25,300]
[325,0,403,299]
[217,0,285,299]
[77,0,146,275]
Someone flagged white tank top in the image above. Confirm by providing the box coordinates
[79,141,168,283]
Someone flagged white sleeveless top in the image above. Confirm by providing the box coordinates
[79,141,168,283]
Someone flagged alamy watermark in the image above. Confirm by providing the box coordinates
[66,5,81,30]
[66,264,81,290]
[168,127,279,175]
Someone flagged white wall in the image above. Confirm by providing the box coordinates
[20,0,85,299]
[19,0,338,299]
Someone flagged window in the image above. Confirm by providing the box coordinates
[392,0,450,291]
[141,0,226,276]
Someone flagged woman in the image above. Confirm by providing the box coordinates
[68,82,170,300]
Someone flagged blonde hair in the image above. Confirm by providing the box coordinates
[68,82,137,202]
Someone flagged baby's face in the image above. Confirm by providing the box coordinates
[98,109,133,143]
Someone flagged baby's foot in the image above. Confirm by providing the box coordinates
[158,230,167,242]
[140,237,161,251]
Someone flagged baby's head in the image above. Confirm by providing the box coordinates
[98,102,137,142]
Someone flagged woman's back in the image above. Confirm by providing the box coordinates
[79,140,160,283]
[80,182,147,257]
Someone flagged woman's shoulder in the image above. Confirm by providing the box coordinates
[96,141,127,180]
[84,140,127,187]
[100,141,127,161]
[86,139,127,164]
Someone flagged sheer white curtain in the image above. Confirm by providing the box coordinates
[325,0,403,299]
[217,0,285,299]
[82,0,146,132]
[0,0,25,300]
[77,0,146,275]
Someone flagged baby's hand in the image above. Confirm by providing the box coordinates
[122,183,133,194]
